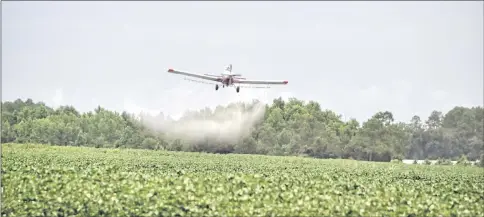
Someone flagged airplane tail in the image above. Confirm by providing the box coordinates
[224,64,232,73]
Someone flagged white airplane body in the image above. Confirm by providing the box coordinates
[167,64,288,93]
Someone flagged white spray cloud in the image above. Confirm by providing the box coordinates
[139,100,266,144]
[122,82,292,145]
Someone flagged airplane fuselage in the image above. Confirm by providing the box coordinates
[221,75,235,86]
[216,70,241,92]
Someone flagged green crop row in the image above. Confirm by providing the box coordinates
[2,143,484,217]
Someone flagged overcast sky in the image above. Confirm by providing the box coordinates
[2,1,483,122]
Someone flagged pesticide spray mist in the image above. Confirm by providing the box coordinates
[139,101,267,145]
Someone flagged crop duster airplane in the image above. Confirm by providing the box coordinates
[167,64,288,93]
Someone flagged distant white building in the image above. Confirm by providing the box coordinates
[402,159,480,166]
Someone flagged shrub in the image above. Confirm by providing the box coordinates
[456,155,471,167]
[436,158,452,166]
[479,154,484,168]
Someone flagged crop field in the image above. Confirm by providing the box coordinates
[2,143,484,217]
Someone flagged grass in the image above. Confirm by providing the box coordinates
[2,143,484,216]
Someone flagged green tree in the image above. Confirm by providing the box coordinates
[1,98,482,163]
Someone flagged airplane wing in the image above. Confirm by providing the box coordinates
[168,69,221,82]
[235,79,288,85]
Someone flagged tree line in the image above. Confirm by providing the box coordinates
[1,98,483,164]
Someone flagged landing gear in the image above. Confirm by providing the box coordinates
[236,86,240,93]
[215,84,219,90]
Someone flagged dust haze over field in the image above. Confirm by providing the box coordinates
[138,100,266,144]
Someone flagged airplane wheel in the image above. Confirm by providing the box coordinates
[236,86,240,93]
[215,84,219,91]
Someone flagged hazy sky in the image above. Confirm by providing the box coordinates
[2,1,483,122]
